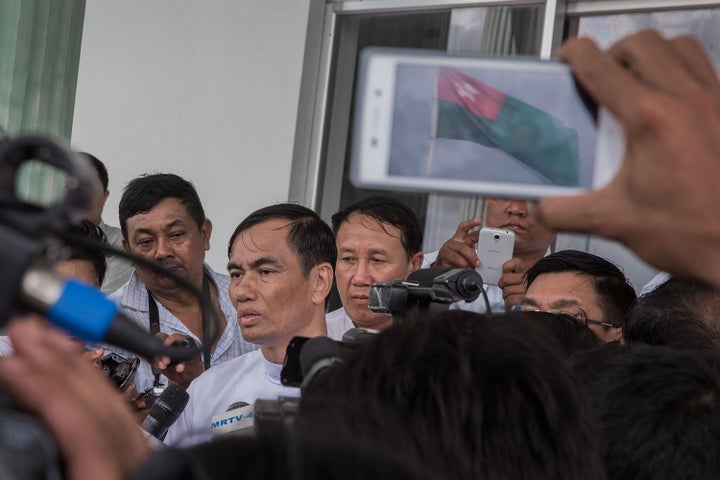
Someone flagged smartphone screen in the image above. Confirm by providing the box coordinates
[351,48,616,199]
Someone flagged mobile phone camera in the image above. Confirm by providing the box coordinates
[494,234,500,240]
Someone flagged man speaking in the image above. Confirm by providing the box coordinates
[164,203,335,447]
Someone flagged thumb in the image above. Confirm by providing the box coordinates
[534,191,612,236]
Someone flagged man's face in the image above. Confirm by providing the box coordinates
[335,213,423,330]
[521,271,621,342]
[123,197,210,293]
[84,167,108,225]
[485,198,555,255]
[227,219,324,349]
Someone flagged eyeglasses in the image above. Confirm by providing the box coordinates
[511,305,621,329]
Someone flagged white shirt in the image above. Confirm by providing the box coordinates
[0,336,13,356]
[106,264,257,392]
[326,307,356,340]
[99,220,134,295]
[164,349,298,447]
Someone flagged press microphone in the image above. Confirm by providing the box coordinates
[407,266,483,302]
[141,384,190,441]
[299,336,343,383]
[210,401,255,439]
[18,262,188,362]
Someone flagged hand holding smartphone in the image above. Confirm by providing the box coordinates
[351,47,622,199]
[476,227,515,286]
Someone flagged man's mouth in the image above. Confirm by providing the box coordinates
[238,310,262,326]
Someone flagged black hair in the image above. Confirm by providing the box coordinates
[59,219,108,285]
[79,152,109,191]
[525,250,637,327]
[118,174,206,240]
[624,277,720,352]
[298,310,605,480]
[331,196,422,259]
[134,430,435,480]
[228,203,336,277]
[526,310,604,355]
[588,345,720,480]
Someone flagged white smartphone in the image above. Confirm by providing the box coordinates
[350,47,622,199]
[476,227,515,286]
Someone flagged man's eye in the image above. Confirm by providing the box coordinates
[370,257,388,264]
[229,271,244,279]
[340,256,356,263]
[137,239,153,247]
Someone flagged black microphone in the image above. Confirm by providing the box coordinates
[141,384,190,441]
[299,337,343,386]
[18,262,187,362]
[408,267,483,302]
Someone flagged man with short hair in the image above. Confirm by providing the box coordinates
[164,203,335,447]
[518,249,637,342]
[111,173,256,394]
[428,197,556,312]
[79,152,133,294]
[328,196,424,335]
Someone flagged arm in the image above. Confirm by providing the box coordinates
[0,315,150,480]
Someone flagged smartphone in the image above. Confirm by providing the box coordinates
[350,47,622,199]
[476,227,515,286]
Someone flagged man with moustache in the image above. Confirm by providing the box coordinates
[426,197,555,313]
[109,174,256,395]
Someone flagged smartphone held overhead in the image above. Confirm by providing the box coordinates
[350,47,622,199]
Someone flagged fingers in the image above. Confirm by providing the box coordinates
[608,30,704,97]
[535,190,621,238]
[0,319,150,479]
[452,218,482,239]
[558,37,647,127]
[668,35,720,94]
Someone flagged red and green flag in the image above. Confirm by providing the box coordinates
[435,67,580,186]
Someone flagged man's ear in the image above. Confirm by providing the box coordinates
[409,251,424,273]
[311,262,334,306]
[202,219,213,251]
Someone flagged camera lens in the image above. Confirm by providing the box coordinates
[494,234,500,240]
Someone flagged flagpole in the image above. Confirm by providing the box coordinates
[426,68,439,177]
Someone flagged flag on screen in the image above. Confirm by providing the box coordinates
[435,67,580,186]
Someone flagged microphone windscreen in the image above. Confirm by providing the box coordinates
[142,384,189,440]
[407,266,456,287]
[298,337,343,378]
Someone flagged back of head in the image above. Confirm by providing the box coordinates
[525,249,637,327]
[118,173,205,240]
[228,203,336,277]
[624,277,720,352]
[298,310,605,480]
[588,345,720,480]
[57,219,108,285]
[135,430,434,480]
[523,310,603,355]
[79,152,109,191]
[331,196,422,258]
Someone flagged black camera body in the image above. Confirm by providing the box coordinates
[98,352,140,392]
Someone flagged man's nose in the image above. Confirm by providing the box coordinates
[231,277,255,303]
[154,237,173,258]
[506,200,528,217]
[351,261,373,286]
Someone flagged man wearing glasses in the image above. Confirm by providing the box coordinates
[516,250,637,342]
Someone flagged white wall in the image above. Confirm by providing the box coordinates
[72,1,312,272]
